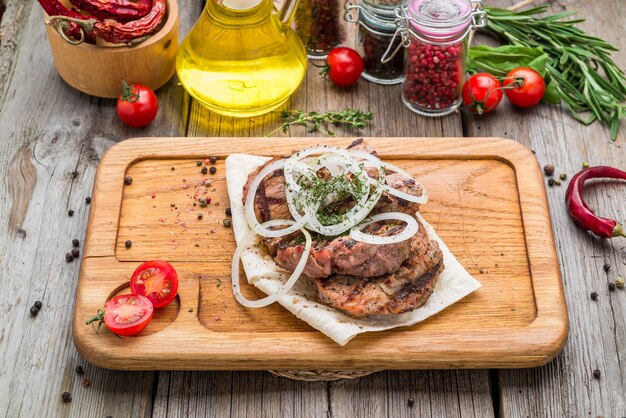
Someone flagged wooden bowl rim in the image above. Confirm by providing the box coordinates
[46,0,179,51]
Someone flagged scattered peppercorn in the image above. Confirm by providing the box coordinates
[543,164,555,176]
[61,392,72,403]
[209,156,217,165]
[125,240,132,249]
[201,166,208,174]
[199,197,207,207]
[608,282,616,291]
[71,248,80,258]
[34,301,42,309]
[72,239,80,247]
[204,179,212,187]
[68,209,74,217]
[548,178,556,187]
[196,161,203,166]
[593,369,601,379]
[407,397,415,407]
[30,306,39,316]
[82,378,90,388]
[197,213,203,220]
[554,179,562,186]
[616,277,625,288]
[225,208,232,217]
[171,167,175,171]
[209,166,217,175]
[193,203,197,207]
[559,173,567,181]
[124,176,133,185]
[66,252,74,262]
[75,365,84,375]
[85,196,91,204]
[223,219,232,228]
[603,263,610,272]
[590,292,598,301]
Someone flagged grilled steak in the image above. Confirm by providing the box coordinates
[314,223,444,318]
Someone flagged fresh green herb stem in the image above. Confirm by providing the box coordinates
[265,109,373,137]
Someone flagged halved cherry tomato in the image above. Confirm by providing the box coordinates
[102,294,153,336]
[130,260,178,308]
[503,67,545,108]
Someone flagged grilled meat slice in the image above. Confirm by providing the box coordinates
[273,223,412,279]
[242,157,289,223]
[314,223,444,318]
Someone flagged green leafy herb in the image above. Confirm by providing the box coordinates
[480,6,626,140]
[265,109,373,137]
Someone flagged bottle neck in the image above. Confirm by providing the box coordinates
[204,0,273,26]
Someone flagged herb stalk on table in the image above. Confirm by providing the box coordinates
[265,109,373,137]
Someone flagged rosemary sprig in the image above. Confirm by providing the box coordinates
[265,109,373,137]
[483,6,626,140]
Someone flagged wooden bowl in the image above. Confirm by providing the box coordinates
[45,0,179,98]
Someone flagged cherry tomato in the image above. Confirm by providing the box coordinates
[130,260,178,308]
[324,47,364,87]
[462,73,503,115]
[103,294,153,336]
[503,67,545,108]
[116,82,158,128]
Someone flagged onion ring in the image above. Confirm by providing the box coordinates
[350,212,419,244]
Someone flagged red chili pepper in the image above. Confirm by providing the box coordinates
[36,0,94,44]
[565,166,626,238]
[68,0,152,23]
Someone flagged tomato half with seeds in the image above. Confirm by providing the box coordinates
[130,260,178,308]
[103,294,153,336]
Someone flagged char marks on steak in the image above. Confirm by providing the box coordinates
[314,223,444,318]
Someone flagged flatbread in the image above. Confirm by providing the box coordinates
[225,153,481,345]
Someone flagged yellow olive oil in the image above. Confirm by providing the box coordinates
[176,0,307,117]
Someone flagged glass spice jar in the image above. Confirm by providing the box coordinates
[346,0,405,84]
[295,0,346,58]
[394,0,486,116]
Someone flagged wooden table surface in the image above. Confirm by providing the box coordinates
[0,0,624,417]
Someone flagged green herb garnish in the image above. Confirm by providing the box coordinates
[265,109,374,137]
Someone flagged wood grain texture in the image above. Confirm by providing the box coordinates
[74,136,566,370]
[465,2,626,417]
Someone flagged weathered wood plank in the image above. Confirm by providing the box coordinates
[464,1,626,417]
[0,1,199,417]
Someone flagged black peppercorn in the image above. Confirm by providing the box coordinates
[125,240,132,249]
[75,365,84,375]
[559,173,567,181]
[171,167,175,171]
[593,369,601,379]
[201,166,208,174]
[72,239,80,247]
[71,248,80,258]
[34,301,42,309]
[590,292,598,301]
[196,161,203,166]
[210,166,217,175]
[407,397,415,407]
[543,164,555,176]
[66,252,74,262]
[68,209,74,217]
[603,263,610,272]
[209,156,217,165]
[199,197,207,207]
[30,306,39,316]
[223,219,231,228]
[547,178,556,187]
[124,176,133,185]
[225,208,232,217]
[608,282,616,291]
[85,196,91,204]
[197,213,203,220]
[61,392,72,403]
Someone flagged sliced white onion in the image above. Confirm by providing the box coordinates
[350,212,419,244]
[244,159,309,238]
[232,220,312,308]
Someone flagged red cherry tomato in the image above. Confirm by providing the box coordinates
[462,73,503,115]
[503,67,545,107]
[102,294,153,336]
[324,47,364,87]
[130,260,178,308]
[116,82,158,128]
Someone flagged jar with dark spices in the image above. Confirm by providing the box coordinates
[345,0,405,84]
[393,0,486,116]
[295,0,346,58]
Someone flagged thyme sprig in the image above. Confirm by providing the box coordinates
[265,109,373,137]
[483,6,626,140]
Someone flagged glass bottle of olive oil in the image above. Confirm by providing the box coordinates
[176,0,307,117]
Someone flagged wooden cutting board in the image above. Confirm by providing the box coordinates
[75,137,568,370]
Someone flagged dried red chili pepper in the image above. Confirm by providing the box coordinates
[565,166,626,238]
[69,0,152,23]
[42,0,165,45]
[37,0,94,44]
